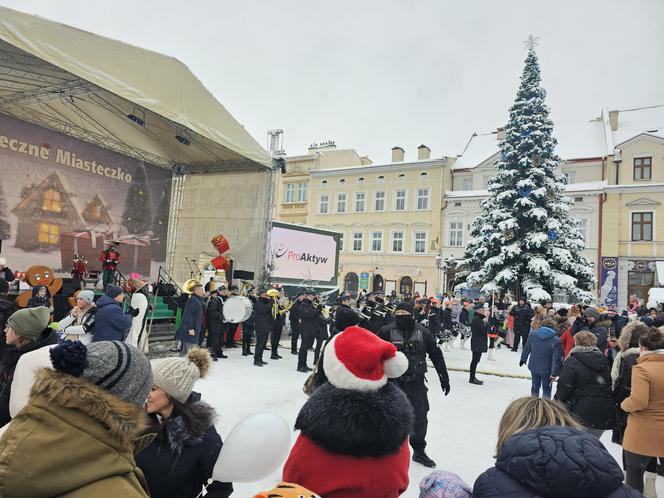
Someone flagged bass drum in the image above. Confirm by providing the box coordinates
[223,296,253,323]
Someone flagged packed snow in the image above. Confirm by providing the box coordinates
[196,341,664,497]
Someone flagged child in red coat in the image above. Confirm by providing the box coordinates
[282,326,413,498]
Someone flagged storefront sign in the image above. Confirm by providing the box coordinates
[359,272,369,290]
[600,257,619,307]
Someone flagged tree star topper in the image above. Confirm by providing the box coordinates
[524,34,539,50]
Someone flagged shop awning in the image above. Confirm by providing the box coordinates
[0,6,271,172]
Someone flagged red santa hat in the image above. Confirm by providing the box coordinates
[322,326,408,392]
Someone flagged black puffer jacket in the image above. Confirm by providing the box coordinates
[555,347,616,429]
[471,315,489,353]
[0,328,58,426]
[473,426,641,498]
[135,396,232,498]
[253,297,273,332]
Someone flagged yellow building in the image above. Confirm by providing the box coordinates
[601,106,664,307]
[308,145,451,298]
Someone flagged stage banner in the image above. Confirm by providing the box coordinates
[600,257,619,307]
[0,113,172,278]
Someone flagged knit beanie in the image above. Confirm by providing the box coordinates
[253,482,320,498]
[334,306,360,331]
[7,307,50,340]
[396,302,414,314]
[583,307,601,321]
[105,284,123,299]
[419,470,472,498]
[77,290,95,305]
[49,340,152,406]
[151,347,211,403]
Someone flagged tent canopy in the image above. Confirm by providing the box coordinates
[0,6,271,172]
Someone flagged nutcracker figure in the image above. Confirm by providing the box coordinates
[71,254,87,283]
[100,242,121,289]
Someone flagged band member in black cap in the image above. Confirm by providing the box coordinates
[290,288,306,355]
[253,289,274,367]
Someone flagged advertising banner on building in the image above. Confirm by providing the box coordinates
[0,113,172,278]
[600,257,619,307]
[270,222,340,286]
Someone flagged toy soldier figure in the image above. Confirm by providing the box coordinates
[100,242,120,289]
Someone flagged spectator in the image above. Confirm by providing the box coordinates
[473,397,640,498]
[176,284,205,357]
[576,307,610,354]
[0,258,14,283]
[469,305,489,385]
[520,317,562,398]
[58,289,96,344]
[620,327,664,494]
[136,347,232,498]
[0,280,16,360]
[27,285,51,310]
[559,305,580,358]
[93,284,135,342]
[419,470,472,498]
[0,340,152,496]
[0,306,56,426]
[510,297,534,351]
[555,331,615,438]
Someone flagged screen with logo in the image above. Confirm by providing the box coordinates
[270,223,340,285]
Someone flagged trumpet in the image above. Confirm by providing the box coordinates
[351,306,371,321]
[313,301,330,319]
[372,302,396,317]
[181,278,201,295]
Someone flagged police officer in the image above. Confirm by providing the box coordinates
[379,302,450,468]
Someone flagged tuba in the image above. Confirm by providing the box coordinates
[181,278,201,295]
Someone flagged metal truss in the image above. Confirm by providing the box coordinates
[165,171,186,274]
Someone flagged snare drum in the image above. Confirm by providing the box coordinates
[223,296,253,323]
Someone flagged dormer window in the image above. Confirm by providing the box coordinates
[339,178,346,184]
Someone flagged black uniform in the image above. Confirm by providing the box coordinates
[510,303,534,350]
[270,311,284,359]
[297,299,322,370]
[289,299,303,354]
[379,321,449,453]
[205,295,224,358]
[361,301,393,334]
[253,297,274,365]
[470,314,489,381]
[241,295,256,356]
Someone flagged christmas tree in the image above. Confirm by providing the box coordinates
[0,182,10,240]
[456,37,594,302]
[121,165,152,235]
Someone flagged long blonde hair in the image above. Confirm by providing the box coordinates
[496,397,582,455]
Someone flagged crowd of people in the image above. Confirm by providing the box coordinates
[1,257,664,496]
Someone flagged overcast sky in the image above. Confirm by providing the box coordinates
[2,0,663,163]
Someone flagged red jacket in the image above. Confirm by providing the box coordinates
[283,434,410,498]
[560,326,575,358]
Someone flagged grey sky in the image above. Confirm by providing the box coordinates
[2,0,663,163]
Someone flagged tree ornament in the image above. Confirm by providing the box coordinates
[518,187,532,198]
[547,230,558,241]
[532,155,541,166]
[505,229,515,240]
[500,151,508,162]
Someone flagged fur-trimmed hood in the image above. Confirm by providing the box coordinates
[151,399,216,454]
[294,381,413,458]
[618,320,648,352]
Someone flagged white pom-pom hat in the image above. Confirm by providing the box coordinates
[322,325,409,392]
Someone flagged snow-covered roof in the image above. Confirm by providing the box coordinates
[445,181,608,199]
[452,132,500,170]
[612,105,664,147]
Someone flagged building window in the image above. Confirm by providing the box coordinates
[352,232,363,252]
[354,192,366,212]
[297,182,307,202]
[321,179,328,185]
[578,218,587,244]
[284,183,295,203]
[398,173,406,179]
[336,193,347,213]
[394,190,407,211]
[483,175,493,189]
[564,171,576,184]
[377,175,385,182]
[416,188,430,210]
[462,178,472,191]
[358,177,365,183]
[38,222,59,244]
[371,231,383,252]
[339,178,346,184]
[634,157,652,180]
[43,189,62,212]
[420,171,428,177]
[319,194,329,214]
[391,231,404,252]
[449,222,463,247]
[632,212,653,241]
[414,231,427,253]
[374,191,386,211]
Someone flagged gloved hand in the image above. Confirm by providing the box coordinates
[519,361,525,367]
[129,307,141,317]
[440,376,451,396]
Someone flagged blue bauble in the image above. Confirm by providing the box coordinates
[500,152,507,162]
[547,230,558,241]
[518,187,532,198]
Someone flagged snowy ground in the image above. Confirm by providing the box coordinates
[196,340,664,497]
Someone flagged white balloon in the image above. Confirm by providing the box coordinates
[212,413,291,483]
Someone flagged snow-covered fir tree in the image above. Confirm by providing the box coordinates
[456,40,594,302]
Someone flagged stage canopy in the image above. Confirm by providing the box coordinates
[0,6,271,173]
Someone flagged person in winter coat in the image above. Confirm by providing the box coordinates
[176,284,205,357]
[519,317,562,398]
[419,470,472,498]
[27,285,51,310]
[469,306,489,385]
[554,331,615,438]
[241,290,256,356]
[473,396,640,498]
[0,258,14,283]
[510,298,534,351]
[0,340,153,497]
[0,280,16,360]
[137,347,233,498]
[620,327,664,494]
[94,284,136,342]
[457,300,473,350]
[283,326,413,497]
[205,287,227,360]
[297,292,323,372]
[253,289,275,367]
[0,307,56,426]
[58,289,96,344]
[576,306,610,354]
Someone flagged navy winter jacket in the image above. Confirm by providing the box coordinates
[520,326,562,376]
[92,294,133,342]
[473,426,641,498]
[176,295,204,344]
